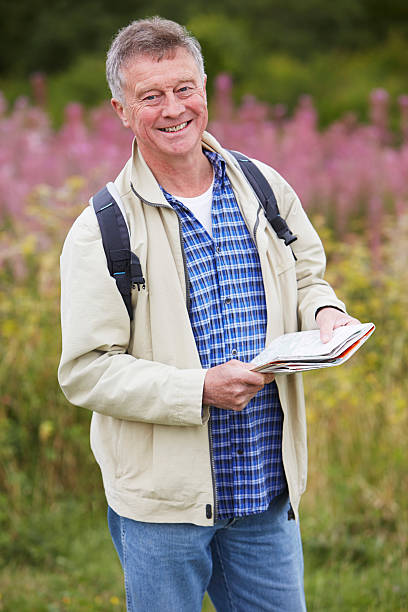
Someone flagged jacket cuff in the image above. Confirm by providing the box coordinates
[173,368,208,426]
[315,305,345,319]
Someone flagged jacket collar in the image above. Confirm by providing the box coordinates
[128,139,170,208]
[125,131,265,235]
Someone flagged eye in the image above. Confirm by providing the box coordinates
[177,86,192,97]
[142,93,161,105]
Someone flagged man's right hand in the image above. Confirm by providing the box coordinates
[202,360,275,412]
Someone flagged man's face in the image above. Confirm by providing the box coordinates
[112,47,208,166]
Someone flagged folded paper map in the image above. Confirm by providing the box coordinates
[251,322,375,374]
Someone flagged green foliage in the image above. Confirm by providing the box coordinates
[186,14,254,99]
[47,55,108,125]
[0,185,99,566]
[2,0,408,78]
[0,0,121,76]
[2,1,408,128]
[300,214,408,609]
[2,28,408,128]
[240,32,408,125]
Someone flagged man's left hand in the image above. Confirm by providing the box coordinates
[316,307,360,344]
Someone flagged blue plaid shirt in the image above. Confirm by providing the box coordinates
[163,150,287,520]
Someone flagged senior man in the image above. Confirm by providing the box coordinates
[58,16,357,612]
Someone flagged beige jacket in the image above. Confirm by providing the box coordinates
[58,131,345,526]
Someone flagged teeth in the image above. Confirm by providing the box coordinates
[161,122,188,133]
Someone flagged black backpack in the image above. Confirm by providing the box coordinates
[92,151,297,320]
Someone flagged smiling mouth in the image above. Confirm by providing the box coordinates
[158,120,191,133]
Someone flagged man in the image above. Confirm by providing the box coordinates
[58,16,357,611]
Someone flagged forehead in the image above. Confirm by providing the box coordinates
[122,47,202,94]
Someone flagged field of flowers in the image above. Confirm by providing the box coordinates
[0,77,407,610]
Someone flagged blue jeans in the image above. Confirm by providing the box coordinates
[108,492,306,611]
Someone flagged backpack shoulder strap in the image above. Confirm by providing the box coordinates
[229,150,297,246]
[92,185,145,321]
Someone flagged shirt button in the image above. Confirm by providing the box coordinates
[215,246,221,253]
[231,349,238,357]
[224,297,232,305]
[237,448,244,455]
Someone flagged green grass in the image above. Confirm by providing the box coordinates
[0,495,406,611]
[305,563,407,611]
[0,498,125,611]
[301,501,408,611]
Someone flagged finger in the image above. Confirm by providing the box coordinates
[262,373,275,384]
[242,363,274,386]
[319,319,333,344]
[246,370,269,388]
[345,317,361,325]
[242,363,266,380]
[333,316,360,329]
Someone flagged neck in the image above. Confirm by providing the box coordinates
[141,147,213,198]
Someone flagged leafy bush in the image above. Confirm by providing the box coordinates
[238,33,408,127]
[303,214,408,535]
[0,182,101,568]
[300,215,408,608]
[2,29,408,127]
[2,1,408,77]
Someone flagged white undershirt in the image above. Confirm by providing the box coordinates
[174,177,214,237]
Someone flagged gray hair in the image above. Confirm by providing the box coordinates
[106,16,205,102]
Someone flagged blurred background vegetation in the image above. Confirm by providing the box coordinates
[1,0,408,125]
[1,1,408,610]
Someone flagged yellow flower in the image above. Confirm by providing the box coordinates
[2,319,18,338]
[21,235,37,256]
[66,175,85,191]
[110,596,120,606]
[39,420,54,442]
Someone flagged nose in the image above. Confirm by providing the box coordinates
[161,91,185,117]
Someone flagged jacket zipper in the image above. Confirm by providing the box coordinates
[175,213,191,309]
[208,415,218,523]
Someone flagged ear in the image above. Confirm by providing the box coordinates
[111,98,130,128]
